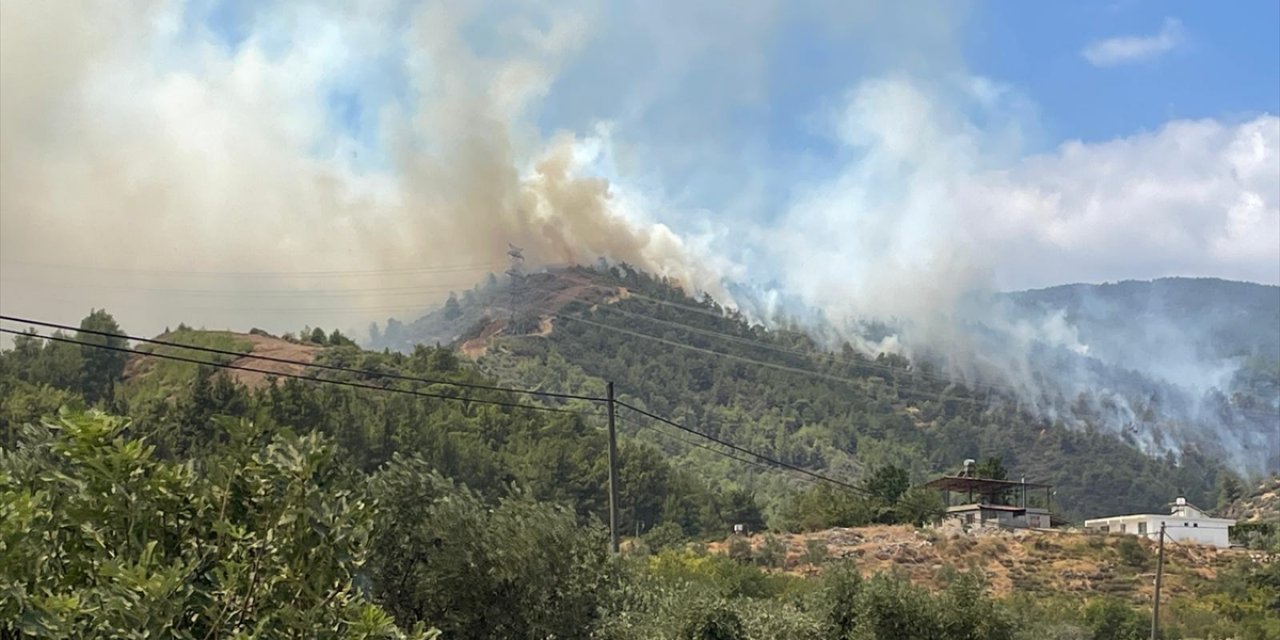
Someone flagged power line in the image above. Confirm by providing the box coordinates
[617,411,817,482]
[555,312,993,408]
[0,277,486,298]
[585,288,1280,421]
[614,399,870,495]
[622,291,749,321]
[0,315,605,404]
[0,260,507,279]
[556,309,1280,421]
[556,312,859,384]
[585,298,1028,397]
[1,297,443,315]
[0,328,591,416]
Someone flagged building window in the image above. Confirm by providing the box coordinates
[1193,523,1198,528]
[1100,525,1109,533]
[1120,524,1126,533]
[1138,522,1147,535]
[965,514,974,525]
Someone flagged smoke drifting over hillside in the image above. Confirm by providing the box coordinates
[0,0,721,336]
[1,1,1276,471]
[741,71,1278,473]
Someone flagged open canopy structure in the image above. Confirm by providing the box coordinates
[924,476,1050,495]
[924,475,1057,529]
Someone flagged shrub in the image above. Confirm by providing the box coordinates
[818,562,863,639]
[1082,598,1146,640]
[897,486,945,526]
[0,412,422,639]
[1116,536,1149,569]
[803,538,829,565]
[644,521,688,553]
[755,534,787,568]
[645,549,789,600]
[679,601,746,640]
[367,456,611,639]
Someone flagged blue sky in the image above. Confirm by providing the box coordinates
[1,0,1277,342]
[189,0,1280,221]
[2,0,1272,469]
[968,1,1280,145]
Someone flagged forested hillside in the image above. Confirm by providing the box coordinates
[374,265,1259,523]
[1006,277,1280,363]
[2,310,1278,638]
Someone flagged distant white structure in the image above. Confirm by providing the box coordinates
[1084,497,1235,548]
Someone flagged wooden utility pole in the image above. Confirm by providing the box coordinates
[1151,523,1166,639]
[606,381,620,553]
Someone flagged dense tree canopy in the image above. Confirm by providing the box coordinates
[461,266,1232,524]
[1,307,1276,638]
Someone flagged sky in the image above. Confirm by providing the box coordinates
[0,0,1277,339]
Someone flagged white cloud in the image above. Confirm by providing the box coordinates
[1081,17,1186,67]
[963,115,1280,289]
[763,73,1278,326]
[751,75,1277,470]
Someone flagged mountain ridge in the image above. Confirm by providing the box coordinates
[368,264,1277,520]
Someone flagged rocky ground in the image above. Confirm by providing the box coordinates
[1222,476,1280,523]
[707,522,1264,604]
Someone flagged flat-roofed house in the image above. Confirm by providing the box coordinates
[1084,497,1234,548]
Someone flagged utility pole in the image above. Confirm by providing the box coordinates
[1151,523,1166,639]
[606,381,620,553]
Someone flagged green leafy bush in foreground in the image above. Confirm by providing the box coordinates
[0,412,429,639]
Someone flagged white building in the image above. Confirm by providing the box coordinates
[1084,497,1235,548]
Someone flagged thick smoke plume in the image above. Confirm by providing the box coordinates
[744,74,1279,474]
[0,0,718,338]
[2,1,1276,472]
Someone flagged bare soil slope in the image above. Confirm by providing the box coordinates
[708,524,1257,603]
[123,331,321,391]
[227,334,322,389]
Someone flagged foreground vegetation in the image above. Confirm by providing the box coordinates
[6,411,1276,639]
[1,310,1277,637]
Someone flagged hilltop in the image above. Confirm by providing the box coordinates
[367,265,1278,523]
[370,268,621,352]
[121,327,322,393]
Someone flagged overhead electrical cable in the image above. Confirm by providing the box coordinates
[614,399,871,495]
[0,328,591,416]
[0,260,507,278]
[621,291,750,321]
[554,312,994,408]
[557,308,1280,421]
[0,277,487,297]
[616,412,824,483]
[2,297,443,315]
[600,292,1280,421]
[575,293,1030,397]
[0,315,605,403]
